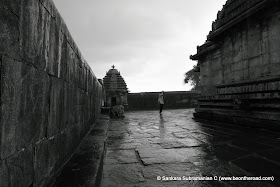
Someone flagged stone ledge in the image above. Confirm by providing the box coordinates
[48,115,109,187]
[194,109,280,130]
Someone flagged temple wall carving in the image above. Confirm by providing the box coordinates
[191,1,280,127]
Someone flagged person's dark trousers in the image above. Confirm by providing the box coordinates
[159,104,164,113]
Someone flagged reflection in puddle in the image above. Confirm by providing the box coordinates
[159,114,165,139]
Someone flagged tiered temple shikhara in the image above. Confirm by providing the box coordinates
[102,65,128,116]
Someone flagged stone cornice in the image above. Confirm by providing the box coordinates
[208,0,271,41]
[190,0,272,61]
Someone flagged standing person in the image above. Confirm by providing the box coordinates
[158,91,165,114]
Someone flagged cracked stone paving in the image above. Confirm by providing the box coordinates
[101,109,280,187]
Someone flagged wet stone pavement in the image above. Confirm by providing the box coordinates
[101,109,280,187]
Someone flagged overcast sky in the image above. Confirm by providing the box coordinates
[52,0,226,92]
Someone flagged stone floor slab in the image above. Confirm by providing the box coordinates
[105,150,139,164]
[101,163,145,187]
[232,155,280,186]
[101,109,280,187]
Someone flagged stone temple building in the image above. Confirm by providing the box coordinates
[103,65,128,108]
[190,0,280,127]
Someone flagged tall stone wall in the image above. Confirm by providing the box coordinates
[127,91,199,111]
[0,0,103,186]
[193,2,280,126]
[200,4,280,96]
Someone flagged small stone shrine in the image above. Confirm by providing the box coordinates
[103,65,128,116]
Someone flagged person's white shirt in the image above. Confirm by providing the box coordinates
[158,93,164,104]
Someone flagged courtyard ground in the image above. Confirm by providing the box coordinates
[53,109,280,187]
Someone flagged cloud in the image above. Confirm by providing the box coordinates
[52,0,226,92]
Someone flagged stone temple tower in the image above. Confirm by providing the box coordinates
[103,65,128,107]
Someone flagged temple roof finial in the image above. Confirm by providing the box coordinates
[112,65,115,69]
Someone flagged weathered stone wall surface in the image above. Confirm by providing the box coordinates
[0,0,103,186]
[200,4,280,96]
[194,2,280,126]
[127,91,199,111]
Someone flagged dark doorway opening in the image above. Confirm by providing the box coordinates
[111,97,117,106]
